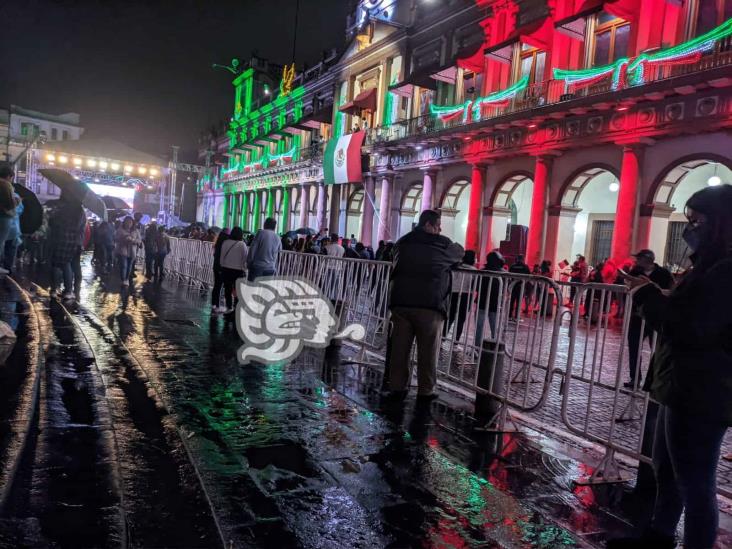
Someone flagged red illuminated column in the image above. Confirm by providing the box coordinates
[421,169,437,212]
[360,176,375,246]
[465,163,486,252]
[611,145,644,262]
[377,175,393,244]
[526,155,553,267]
[299,184,310,229]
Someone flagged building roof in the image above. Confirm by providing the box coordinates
[10,105,81,127]
[40,137,167,167]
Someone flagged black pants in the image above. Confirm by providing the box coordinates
[154,252,167,279]
[444,292,469,341]
[220,267,244,310]
[144,247,155,277]
[72,249,82,296]
[627,315,653,382]
[211,269,223,307]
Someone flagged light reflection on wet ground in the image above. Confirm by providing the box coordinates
[7,256,725,547]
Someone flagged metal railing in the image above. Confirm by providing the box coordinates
[365,48,732,146]
[160,241,732,493]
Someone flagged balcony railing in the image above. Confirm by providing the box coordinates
[220,143,324,182]
[365,47,732,146]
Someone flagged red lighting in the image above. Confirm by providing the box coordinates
[464,137,471,141]
[617,106,629,112]
[528,123,537,129]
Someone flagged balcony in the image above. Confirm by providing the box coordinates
[220,143,324,184]
[365,47,732,147]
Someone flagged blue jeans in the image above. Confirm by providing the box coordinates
[247,267,275,282]
[52,261,73,294]
[652,404,727,548]
[118,255,133,282]
[474,309,497,347]
[0,216,13,250]
[3,239,18,272]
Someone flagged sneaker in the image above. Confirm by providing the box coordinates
[62,292,75,301]
[121,280,129,287]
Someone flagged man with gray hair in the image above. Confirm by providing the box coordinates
[247,217,282,281]
[387,209,464,402]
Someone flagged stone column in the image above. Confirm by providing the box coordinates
[376,175,393,243]
[329,184,340,235]
[611,145,644,262]
[465,163,486,252]
[421,168,437,212]
[280,187,290,232]
[251,190,261,232]
[360,175,375,246]
[316,181,327,231]
[299,184,310,229]
[241,191,250,232]
[525,155,553,267]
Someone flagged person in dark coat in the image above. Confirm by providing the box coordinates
[211,230,228,312]
[613,184,732,549]
[508,254,531,319]
[48,192,86,299]
[624,249,674,388]
[474,251,505,347]
[387,209,464,401]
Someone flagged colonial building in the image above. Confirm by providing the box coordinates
[199,0,732,271]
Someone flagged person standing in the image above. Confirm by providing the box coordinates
[611,184,732,549]
[624,249,674,388]
[211,230,228,312]
[114,216,141,288]
[444,250,477,342]
[153,226,170,281]
[247,217,281,281]
[219,227,248,313]
[48,193,86,299]
[324,233,345,258]
[144,221,158,278]
[508,254,530,319]
[3,192,23,274]
[387,209,464,401]
[474,251,506,346]
[0,164,18,275]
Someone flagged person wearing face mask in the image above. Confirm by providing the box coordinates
[610,184,732,549]
[624,249,674,388]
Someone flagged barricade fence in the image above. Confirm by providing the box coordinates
[159,238,681,489]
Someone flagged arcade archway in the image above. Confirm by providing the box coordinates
[488,174,534,254]
[439,179,469,246]
[398,183,422,238]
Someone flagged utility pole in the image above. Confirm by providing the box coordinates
[168,145,179,224]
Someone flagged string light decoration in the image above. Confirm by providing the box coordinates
[222,145,298,177]
[429,76,529,123]
[555,18,732,91]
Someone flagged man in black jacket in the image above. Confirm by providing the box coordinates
[387,209,464,401]
[626,249,674,388]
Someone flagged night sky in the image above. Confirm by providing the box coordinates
[0,0,352,161]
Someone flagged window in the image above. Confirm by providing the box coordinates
[593,13,631,66]
[51,128,58,140]
[21,122,39,137]
[62,130,69,140]
[519,44,547,84]
[664,221,690,268]
[589,220,614,267]
[694,0,732,35]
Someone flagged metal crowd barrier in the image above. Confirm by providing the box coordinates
[158,240,677,491]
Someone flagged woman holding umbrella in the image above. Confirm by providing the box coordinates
[114,216,141,287]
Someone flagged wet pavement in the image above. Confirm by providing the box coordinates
[0,255,730,547]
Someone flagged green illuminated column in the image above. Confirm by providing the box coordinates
[241,191,250,232]
[280,187,290,232]
[266,188,275,219]
[252,191,261,232]
[223,193,230,227]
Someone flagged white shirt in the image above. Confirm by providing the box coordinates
[324,243,345,258]
[219,240,248,271]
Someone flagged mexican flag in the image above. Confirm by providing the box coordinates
[323,131,365,185]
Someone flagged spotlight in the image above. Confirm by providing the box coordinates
[609,182,620,192]
[708,175,721,186]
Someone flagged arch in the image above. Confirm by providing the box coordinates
[557,163,620,207]
[400,182,423,211]
[647,153,732,206]
[490,170,534,208]
[439,178,470,210]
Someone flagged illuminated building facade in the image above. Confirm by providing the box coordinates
[200,0,732,269]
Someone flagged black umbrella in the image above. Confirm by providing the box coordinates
[102,196,131,210]
[39,168,107,221]
[12,184,43,234]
